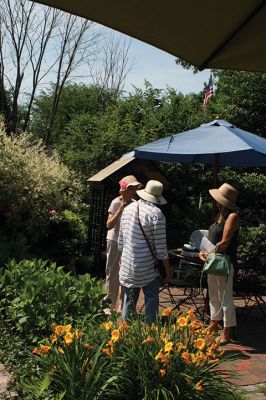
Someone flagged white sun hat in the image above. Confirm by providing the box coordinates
[137,180,167,205]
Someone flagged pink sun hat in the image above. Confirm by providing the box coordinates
[119,175,143,192]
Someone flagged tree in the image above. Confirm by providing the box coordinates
[31,82,206,179]
[0,0,102,135]
[214,70,266,137]
[89,34,132,97]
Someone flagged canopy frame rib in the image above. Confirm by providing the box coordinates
[199,0,266,70]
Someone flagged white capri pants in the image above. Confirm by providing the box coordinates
[105,239,123,310]
[207,265,236,328]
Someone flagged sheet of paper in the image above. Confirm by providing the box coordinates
[200,236,214,253]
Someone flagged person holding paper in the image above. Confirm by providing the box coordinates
[199,183,240,345]
[105,175,143,313]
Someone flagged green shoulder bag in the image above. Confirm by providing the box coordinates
[203,252,231,276]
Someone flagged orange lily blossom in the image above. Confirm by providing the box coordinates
[102,348,113,356]
[142,335,154,344]
[40,344,52,353]
[161,307,172,317]
[111,329,120,342]
[32,348,41,356]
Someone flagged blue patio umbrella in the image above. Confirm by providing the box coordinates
[133,119,266,168]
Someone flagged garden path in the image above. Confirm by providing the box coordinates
[0,362,16,398]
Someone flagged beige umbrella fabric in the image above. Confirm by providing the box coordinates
[31,0,266,73]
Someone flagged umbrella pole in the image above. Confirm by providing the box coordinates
[212,153,219,188]
[212,154,220,219]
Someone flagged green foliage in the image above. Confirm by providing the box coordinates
[0,259,107,343]
[22,374,53,399]
[214,70,266,138]
[29,78,266,259]
[30,314,244,400]
[26,333,113,400]
[0,118,85,262]
[238,224,266,270]
[47,209,88,262]
[31,82,208,179]
[31,84,117,144]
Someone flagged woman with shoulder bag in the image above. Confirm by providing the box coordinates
[199,183,240,344]
[118,180,172,324]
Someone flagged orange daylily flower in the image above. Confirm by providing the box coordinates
[84,343,94,350]
[64,332,73,345]
[101,321,113,331]
[210,342,218,350]
[194,338,206,351]
[196,351,206,361]
[155,351,167,363]
[164,341,174,353]
[176,342,186,350]
[177,316,188,327]
[142,335,154,344]
[51,335,57,344]
[190,320,203,330]
[159,369,166,377]
[181,351,191,364]
[32,348,41,356]
[187,310,195,319]
[64,324,72,333]
[55,325,65,336]
[102,348,113,356]
[195,381,203,391]
[40,344,52,353]
[111,329,120,342]
[161,307,172,317]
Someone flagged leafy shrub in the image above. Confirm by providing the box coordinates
[238,224,266,270]
[46,209,88,266]
[0,259,107,343]
[28,312,243,400]
[0,119,85,261]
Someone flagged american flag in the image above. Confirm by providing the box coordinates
[203,75,214,109]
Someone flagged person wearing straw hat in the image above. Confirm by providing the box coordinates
[105,175,143,313]
[118,180,172,324]
[199,183,240,344]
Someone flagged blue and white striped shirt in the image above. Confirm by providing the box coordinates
[118,199,168,288]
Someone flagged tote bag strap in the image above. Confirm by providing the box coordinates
[136,203,156,262]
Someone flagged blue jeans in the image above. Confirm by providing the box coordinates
[122,278,160,324]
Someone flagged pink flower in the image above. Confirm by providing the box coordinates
[49,209,57,215]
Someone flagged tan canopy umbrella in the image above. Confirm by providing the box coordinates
[32,0,266,73]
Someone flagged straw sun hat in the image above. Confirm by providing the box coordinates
[137,180,167,205]
[209,183,238,210]
[119,175,142,192]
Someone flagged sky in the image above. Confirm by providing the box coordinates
[120,35,211,95]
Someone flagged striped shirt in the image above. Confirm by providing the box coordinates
[118,199,168,288]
